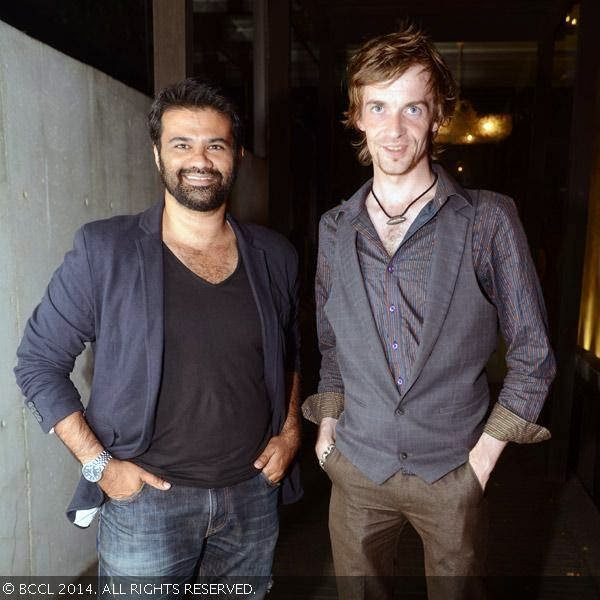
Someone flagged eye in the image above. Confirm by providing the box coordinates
[406,105,422,116]
[174,143,190,150]
[208,144,225,151]
[370,104,384,114]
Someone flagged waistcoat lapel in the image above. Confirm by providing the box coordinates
[336,217,400,402]
[402,196,472,397]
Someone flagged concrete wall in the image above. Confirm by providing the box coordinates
[0,21,159,576]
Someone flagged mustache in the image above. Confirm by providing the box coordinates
[178,167,222,178]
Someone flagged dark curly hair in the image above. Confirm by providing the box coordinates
[148,78,243,152]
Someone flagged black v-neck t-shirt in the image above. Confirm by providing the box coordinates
[133,244,271,487]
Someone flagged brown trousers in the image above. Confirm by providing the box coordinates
[324,448,488,600]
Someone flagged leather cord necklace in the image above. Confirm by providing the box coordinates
[370,173,439,225]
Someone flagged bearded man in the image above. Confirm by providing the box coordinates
[15,79,301,595]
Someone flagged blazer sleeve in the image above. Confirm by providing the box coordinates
[285,243,301,374]
[15,226,96,433]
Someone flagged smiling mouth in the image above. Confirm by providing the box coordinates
[383,145,406,153]
[181,172,218,185]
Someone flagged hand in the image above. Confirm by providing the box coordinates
[468,432,507,491]
[315,417,338,462]
[254,430,301,484]
[99,458,171,500]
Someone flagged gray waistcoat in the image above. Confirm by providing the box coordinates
[327,192,498,484]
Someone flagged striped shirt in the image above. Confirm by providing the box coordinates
[314,165,556,431]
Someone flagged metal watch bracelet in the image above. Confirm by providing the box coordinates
[319,443,336,469]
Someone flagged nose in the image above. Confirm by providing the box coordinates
[387,110,407,138]
[187,147,214,170]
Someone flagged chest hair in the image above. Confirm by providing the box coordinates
[367,197,430,257]
[165,239,239,284]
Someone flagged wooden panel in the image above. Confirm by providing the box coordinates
[153,0,193,93]
[254,0,292,233]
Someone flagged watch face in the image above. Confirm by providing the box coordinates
[82,451,111,482]
[82,462,103,482]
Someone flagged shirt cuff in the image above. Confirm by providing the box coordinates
[484,403,551,443]
[301,392,344,424]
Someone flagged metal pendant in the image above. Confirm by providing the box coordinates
[386,216,407,225]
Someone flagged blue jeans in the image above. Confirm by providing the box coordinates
[97,472,279,599]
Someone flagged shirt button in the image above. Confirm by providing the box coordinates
[392,341,398,350]
[387,265,394,273]
[395,407,405,415]
[400,452,408,460]
[389,305,396,313]
[396,377,404,386]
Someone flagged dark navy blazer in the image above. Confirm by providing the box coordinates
[15,200,302,524]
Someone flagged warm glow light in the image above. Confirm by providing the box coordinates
[457,166,463,173]
[435,43,513,146]
[477,115,512,140]
[566,14,571,22]
[436,100,512,145]
[480,119,496,134]
[578,132,600,359]
[572,18,577,25]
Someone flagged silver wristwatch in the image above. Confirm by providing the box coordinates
[81,449,112,482]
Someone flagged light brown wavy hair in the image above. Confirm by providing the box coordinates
[344,22,457,165]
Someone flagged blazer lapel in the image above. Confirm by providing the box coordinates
[402,197,471,396]
[135,201,165,434]
[135,233,165,430]
[229,217,279,407]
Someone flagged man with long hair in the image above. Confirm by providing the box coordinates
[304,24,555,600]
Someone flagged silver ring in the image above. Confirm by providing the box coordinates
[319,443,336,468]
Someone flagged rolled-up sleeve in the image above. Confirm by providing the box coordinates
[302,212,346,424]
[479,196,556,442]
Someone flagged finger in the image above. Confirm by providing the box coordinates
[263,471,282,484]
[264,451,295,483]
[254,442,277,469]
[262,461,283,482]
[140,469,171,490]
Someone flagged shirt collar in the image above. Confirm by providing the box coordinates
[341,163,473,227]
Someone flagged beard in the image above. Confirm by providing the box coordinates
[158,156,236,212]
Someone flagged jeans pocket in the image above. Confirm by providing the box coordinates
[108,482,147,506]
[259,471,281,488]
